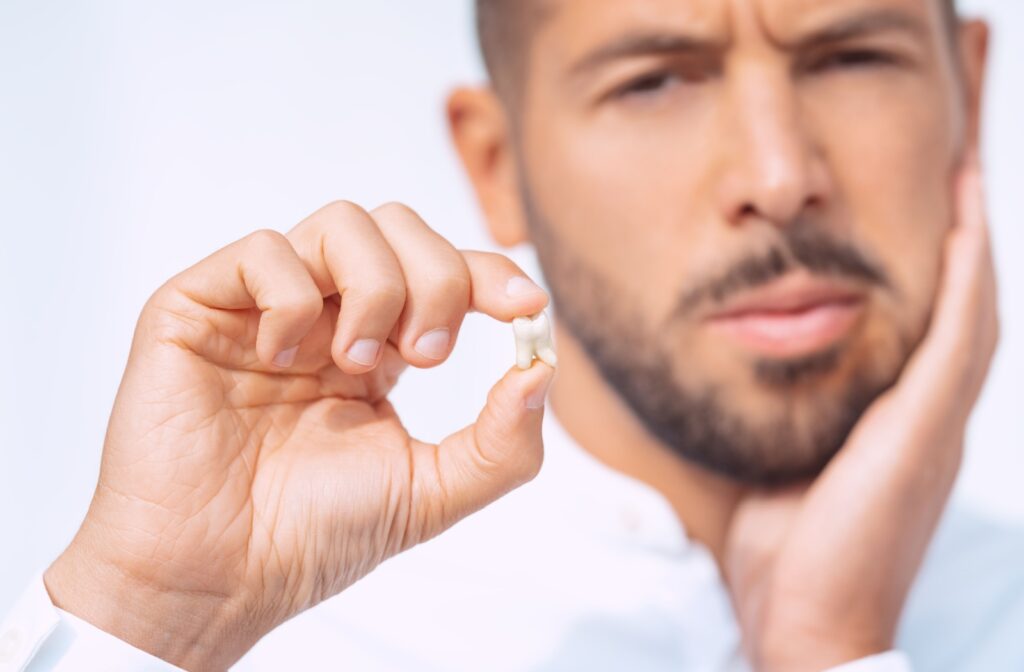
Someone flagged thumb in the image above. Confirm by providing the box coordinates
[431,361,555,528]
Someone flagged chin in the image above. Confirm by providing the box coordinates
[655,345,904,486]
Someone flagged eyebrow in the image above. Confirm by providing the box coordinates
[793,8,929,50]
[567,8,928,78]
[567,31,722,78]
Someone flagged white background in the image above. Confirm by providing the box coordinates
[1,1,1021,613]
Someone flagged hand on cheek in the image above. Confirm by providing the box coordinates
[725,157,999,672]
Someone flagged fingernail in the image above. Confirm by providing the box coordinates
[273,346,299,368]
[415,328,451,360]
[347,339,381,366]
[506,276,544,298]
[525,366,554,410]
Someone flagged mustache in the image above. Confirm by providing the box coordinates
[672,224,892,318]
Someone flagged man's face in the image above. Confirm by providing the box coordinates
[513,0,968,483]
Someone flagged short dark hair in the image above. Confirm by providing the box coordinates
[475,0,549,101]
[476,0,959,99]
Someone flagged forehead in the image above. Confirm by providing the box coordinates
[533,0,944,53]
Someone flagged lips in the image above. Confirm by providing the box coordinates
[703,272,867,359]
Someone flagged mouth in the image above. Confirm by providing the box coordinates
[703,271,867,359]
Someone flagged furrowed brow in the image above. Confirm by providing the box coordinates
[793,9,929,49]
[568,30,723,78]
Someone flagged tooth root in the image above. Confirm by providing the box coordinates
[536,347,558,367]
[513,318,534,369]
[516,348,535,370]
[512,311,557,370]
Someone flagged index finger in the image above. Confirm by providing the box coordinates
[160,229,324,368]
[460,250,550,322]
[895,159,1000,429]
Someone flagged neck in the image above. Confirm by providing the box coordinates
[548,322,744,565]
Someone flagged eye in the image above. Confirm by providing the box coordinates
[615,71,680,99]
[811,48,899,72]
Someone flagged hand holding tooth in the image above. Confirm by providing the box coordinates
[43,200,556,671]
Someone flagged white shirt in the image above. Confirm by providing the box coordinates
[5,411,1023,671]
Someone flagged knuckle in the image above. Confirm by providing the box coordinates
[320,199,367,219]
[295,200,380,251]
[347,282,407,313]
[373,201,420,221]
[429,271,472,305]
[139,285,206,345]
[144,279,176,312]
[279,290,324,322]
[316,200,374,232]
[245,228,289,252]
[300,200,374,237]
[144,278,194,321]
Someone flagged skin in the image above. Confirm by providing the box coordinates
[43,0,997,670]
[45,204,556,670]
[449,0,995,667]
[466,0,973,480]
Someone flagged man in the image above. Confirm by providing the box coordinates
[1,0,1017,670]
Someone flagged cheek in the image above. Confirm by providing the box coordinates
[522,108,716,324]
[853,194,948,354]
[807,75,958,342]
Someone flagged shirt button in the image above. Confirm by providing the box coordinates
[0,626,25,663]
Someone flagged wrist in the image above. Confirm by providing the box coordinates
[756,626,891,672]
[44,539,257,671]
[759,644,890,672]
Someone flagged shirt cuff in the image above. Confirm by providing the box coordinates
[0,573,184,672]
[825,651,912,672]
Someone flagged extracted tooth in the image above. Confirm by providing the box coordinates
[512,310,557,370]
[535,346,558,368]
[512,317,536,370]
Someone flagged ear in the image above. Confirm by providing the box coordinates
[447,87,531,247]
[956,19,990,156]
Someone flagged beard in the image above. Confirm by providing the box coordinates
[523,196,915,486]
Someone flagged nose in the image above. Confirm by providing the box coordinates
[715,64,830,227]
